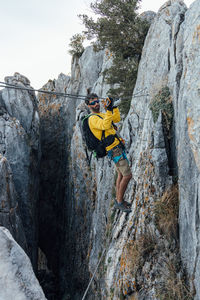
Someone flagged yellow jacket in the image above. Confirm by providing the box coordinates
[88,107,121,151]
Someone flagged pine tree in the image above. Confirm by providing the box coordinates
[68,33,85,57]
[78,0,150,115]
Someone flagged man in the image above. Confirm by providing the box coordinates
[85,93,132,213]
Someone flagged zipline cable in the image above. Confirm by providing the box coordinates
[0,81,149,102]
[0,82,148,100]
[0,81,85,99]
[0,80,148,98]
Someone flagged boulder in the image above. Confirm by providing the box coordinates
[0,227,46,300]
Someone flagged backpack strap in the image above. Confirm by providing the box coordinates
[88,113,105,142]
[82,113,105,166]
[84,146,93,166]
[114,134,126,150]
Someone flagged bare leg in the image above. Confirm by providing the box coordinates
[117,174,132,203]
[116,171,123,203]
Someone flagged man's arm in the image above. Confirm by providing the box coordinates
[89,111,114,130]
[112,107,120,123]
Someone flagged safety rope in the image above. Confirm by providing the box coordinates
[0,81,149,101]
[81,220,118,300]
[81,248,106,300]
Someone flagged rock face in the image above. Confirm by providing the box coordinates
[37,74,71,298]
[0,226,46,300]
[0,72,41,269]
[0,155,27,251]
[175,0,200,297]
[64,0,200,299]
[1,0,200,299]
[37,51,106,298]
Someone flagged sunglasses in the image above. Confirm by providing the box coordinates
[89,100,100,105]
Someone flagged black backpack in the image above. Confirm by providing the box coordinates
[81,114,115,160]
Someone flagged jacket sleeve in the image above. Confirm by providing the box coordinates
[112,107,120,123]
[89,111,114,130]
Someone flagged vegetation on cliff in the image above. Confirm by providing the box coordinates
[68,33,85,57]
[69,0,150,115]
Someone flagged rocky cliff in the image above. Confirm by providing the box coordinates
[0,227,46,300]
[0,73,40,267]
[0,73,44,299]
[66,0,200,299]
[0,0,200,300]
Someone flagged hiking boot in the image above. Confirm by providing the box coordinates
[123,200,131,208]
[114,201,132,213]
[114,199,131,208]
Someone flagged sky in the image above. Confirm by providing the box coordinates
[0,0,194,89]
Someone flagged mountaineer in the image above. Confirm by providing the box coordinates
[84,93,132,213]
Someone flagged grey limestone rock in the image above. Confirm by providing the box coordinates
[0,73,41,269]
[174,0,200,297]
[67,46,104,97]
[0,155,27,251]
[2,72,38,135]
[37,50,107,295]
[68,1,200,299]
[36,1,200,299]
[0,227,46,300]
[3,0,199,299]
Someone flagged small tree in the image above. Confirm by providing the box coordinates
[78,0,150,115]
[68,33,85,57]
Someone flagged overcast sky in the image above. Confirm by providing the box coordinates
[0,0,194,89]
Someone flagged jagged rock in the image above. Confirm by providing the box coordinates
[92,49,114,97]
[140,11,156,23]
[0,73,41,269]
[175,0,200,298]
[37,73,78,297]
[0,155,27,250]
[67,46,104,97]
[67,1,199,299]
[55,73,70,92]
[30,0,200,299]
[2,72,39,135]
[2,0,198,299]
[37,50,106,297]
[0,227,46,300]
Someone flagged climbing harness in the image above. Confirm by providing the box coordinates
[107,145,128,164]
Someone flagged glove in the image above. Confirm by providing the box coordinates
[106,97,113,111]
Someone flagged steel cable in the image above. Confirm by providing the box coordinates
[0,81,149,102]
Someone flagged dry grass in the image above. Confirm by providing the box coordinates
[156,258,194,300]
[154,184,194,299]
[154,184,179,240]
[150,86,173,131]
[122,229,157,280]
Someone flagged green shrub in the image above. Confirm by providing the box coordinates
[150,86,173,131]
[68,33,85,57]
